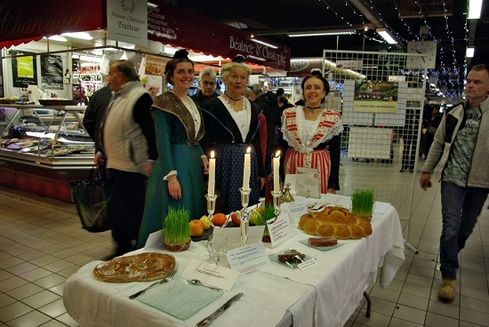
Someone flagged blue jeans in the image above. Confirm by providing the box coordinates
[440,181,488,280]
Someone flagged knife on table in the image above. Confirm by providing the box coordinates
[195,292,244,327]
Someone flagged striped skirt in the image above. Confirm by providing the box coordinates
[284,148,331,193]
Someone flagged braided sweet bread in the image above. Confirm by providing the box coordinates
[298,206,372,239]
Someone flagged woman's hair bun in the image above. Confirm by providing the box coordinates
[173,49,189,59]
[232,54,246,63]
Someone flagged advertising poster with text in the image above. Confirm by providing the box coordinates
[354,80,398,113]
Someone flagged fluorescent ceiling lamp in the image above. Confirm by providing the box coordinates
[247,55,266,62]
[79,55,102,63]
[163,46,178,56]
[61,32,93,40]
[148,2,158,8]
[250,37,278,49]
[288,30,356,37]
[190,54,222,62]
[468,0,483,19]
[44,35,68,42]
[466,46,475,58]
[377,29,397,44]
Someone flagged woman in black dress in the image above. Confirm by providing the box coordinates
[201,57,264,213]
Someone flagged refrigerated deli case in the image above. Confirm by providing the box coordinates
[0,104,94,202]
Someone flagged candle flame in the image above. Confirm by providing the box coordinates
[246,146,251,154]
[275,150,281,157]
[210,150,215,159]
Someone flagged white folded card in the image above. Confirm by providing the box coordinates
[226,242,270,274]
[181,259,239,291]
[144,230,164,250]
[213,225,265,250]
[267,215,290,248]
[295,167,320,199]
[284,174,297,194]
[282,201,308,225]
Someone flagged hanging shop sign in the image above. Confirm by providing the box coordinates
[0,0,104,49]
[40,55,63,90]
[399,0,453,18]
[147,2,290,70]
[107,0,148,47]
[11,50,38,88]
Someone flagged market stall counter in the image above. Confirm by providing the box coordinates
[0,104,94,202]
[63,194,404,327]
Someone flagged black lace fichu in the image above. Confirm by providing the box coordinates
[173,49,189,59]
[232,54,246,63]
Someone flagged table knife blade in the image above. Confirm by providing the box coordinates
[195,292,243,327]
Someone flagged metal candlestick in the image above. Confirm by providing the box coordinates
[205,194,218,227]
[271,190,283,218]
[239,187,251,246]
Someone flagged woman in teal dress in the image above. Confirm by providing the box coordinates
[137,50,208,248]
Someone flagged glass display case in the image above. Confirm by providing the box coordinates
[0,104,95,169]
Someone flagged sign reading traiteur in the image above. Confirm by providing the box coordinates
[107,0,148,47]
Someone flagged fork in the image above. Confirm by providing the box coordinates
[129,269,177,300]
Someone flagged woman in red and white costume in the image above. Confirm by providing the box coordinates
[281,74,343,194]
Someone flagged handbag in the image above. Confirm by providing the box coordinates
[71,166,110,233]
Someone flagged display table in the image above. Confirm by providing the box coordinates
[63,194,404,327]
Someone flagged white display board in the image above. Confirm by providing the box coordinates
[406,41,437,69]
[348,127,392,159]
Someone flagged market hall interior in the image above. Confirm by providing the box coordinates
[1,157,489,326]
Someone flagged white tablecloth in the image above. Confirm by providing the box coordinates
[64,194,404,327]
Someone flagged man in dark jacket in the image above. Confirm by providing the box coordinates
[83,85,112,167]
[255,89,281,176]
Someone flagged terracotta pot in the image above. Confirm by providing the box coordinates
[164,240,190,252]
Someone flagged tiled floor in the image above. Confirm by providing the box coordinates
[0,159,488,326]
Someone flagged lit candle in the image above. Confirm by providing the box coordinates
[242,147,251,190]
[207,151,216,196]
[273,150,281,192]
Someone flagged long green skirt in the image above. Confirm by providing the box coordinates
[137,144,205,248]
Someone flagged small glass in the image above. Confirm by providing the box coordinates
[207,234,227,265]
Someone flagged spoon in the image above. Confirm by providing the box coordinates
[188,279,223,292]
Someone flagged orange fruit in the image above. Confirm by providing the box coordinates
[212,213,227,227]
[189,219,204,237]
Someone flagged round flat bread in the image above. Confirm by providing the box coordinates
[93,252,176,283]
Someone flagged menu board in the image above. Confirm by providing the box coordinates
[40,55,63,90]
[11,50,38,88]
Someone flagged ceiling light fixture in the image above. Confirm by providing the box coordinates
[247,55,267,62]
[190,54,222,62]
[148,2,158,8]
[250,36,278,49]
[44,35,68,42]
[377,29,398,44]
[468,0,483,19]
[287,29,356,37]
[466,46,475,58]
[61,32,93,40]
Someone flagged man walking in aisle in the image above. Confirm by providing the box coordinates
[102,60,157,257]
[420,64,489,302]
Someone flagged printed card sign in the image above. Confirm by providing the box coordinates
[107,0,148,46]
[266,215,290,248]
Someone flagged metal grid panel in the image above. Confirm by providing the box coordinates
[323,50,427,221]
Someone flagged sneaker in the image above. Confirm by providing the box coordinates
[438,279,456,302]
